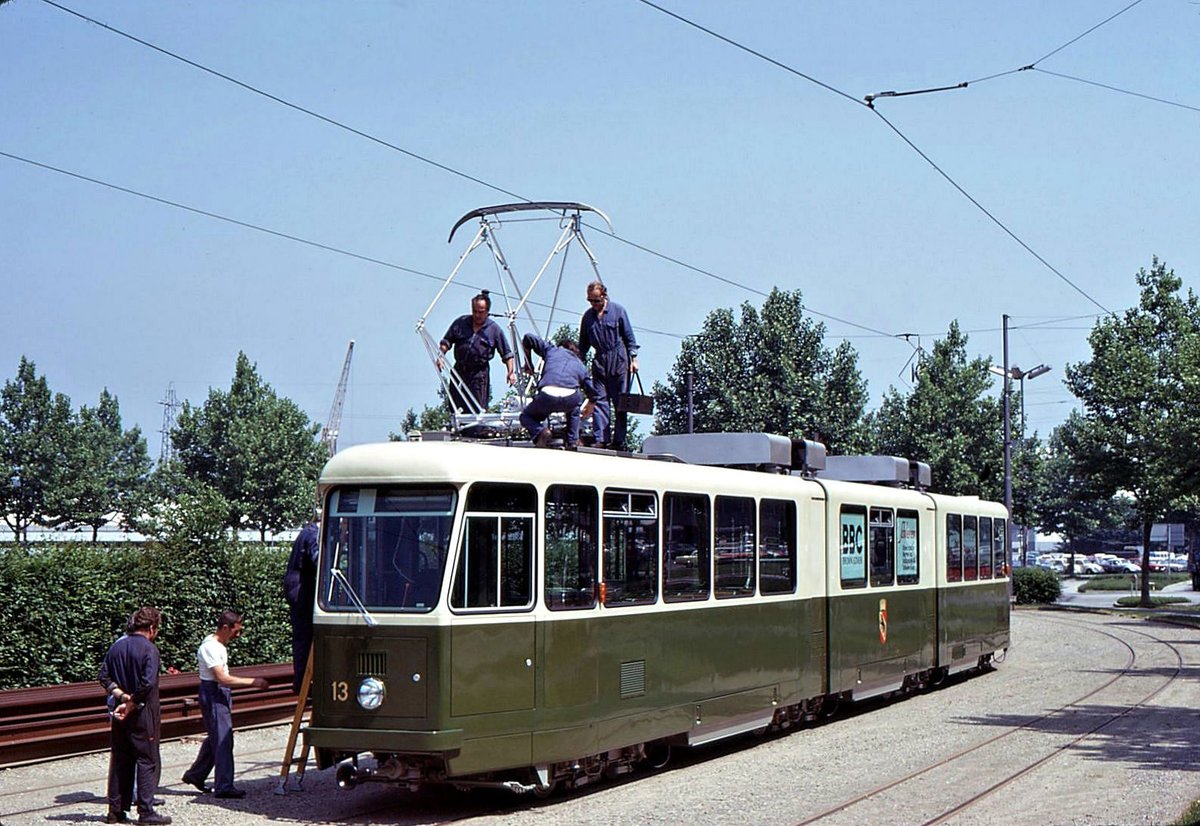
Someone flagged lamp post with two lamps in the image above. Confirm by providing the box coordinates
[989,362,1051,567]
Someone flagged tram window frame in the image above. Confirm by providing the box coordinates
[759,498,796,595]
[896,508,920,585]
[946,513,963,582]
[994,520,1008,578]
[715,495,756,599]
[869,507,895,587]
[662,492,711,603]
[601,489,659,607]
[963,515,978,580]
[544,484,599,611]
[839,504,868,589]
[450,482,536,613]
[978,517,993,578]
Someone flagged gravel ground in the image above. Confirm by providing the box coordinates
[3,609,1199,826]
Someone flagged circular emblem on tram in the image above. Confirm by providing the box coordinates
[878,598,888,645]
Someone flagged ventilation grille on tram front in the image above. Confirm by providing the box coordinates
[357,651,387,677]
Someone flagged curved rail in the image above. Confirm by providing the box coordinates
[795,613,1185,825]
[0,663,297,767]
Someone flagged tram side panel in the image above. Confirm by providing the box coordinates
[930,496,1011,674]
[821,484,939,699]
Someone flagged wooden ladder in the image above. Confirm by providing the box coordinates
[273,644,313,795]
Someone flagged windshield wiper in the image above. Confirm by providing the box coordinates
[330,568,378,627]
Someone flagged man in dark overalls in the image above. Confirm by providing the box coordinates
[520,334,597,449]
[437,291,516,413]
[98,606,170,825]
[579,280,639,450]
[284,519,320,693]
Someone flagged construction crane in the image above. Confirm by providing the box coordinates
[320,340,354,457]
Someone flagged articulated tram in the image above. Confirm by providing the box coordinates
[302,433,1009,795]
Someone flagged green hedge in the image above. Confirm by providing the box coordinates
[0,541,291,689]
[1012,566,1062,605]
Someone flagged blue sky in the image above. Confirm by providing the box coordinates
[3,0,1197,455]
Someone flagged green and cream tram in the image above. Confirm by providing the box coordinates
[303,434,1009,794]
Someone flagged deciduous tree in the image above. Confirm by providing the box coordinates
[652,289,869,456]
[868,322,1003,498]
[1065,258,1200,605]
[53,390,151,541]
[0,357,73,542]
[1037,411,1129,572]
[172,352,325,540]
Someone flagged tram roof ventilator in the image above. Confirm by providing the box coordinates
[818,455,931,491]
[641,433,930,489]
[641,433,826,477]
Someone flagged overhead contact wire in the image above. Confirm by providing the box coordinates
[634,1,1113,314]
[38,0,531,204]
[1031,68,1200,113]
[40,0,861,329]
[867,112,1111,315]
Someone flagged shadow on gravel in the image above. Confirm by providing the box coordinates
[952,703,1200,773]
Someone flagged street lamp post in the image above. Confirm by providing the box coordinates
[990,360,1051,566]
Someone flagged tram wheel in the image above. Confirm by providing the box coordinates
[644,741,672,770]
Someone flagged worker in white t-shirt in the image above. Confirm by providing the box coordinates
[180,610,269,799]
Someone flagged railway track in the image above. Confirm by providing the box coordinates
[3,614,1198,825]
[0,663,298,767]
[795,613,1187,825]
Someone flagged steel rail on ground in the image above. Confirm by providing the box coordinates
[0,663,298,767]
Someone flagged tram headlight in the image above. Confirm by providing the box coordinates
[357,677,386,710]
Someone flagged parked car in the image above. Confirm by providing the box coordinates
[1036,558,1065,574]
[1072,560,1104,576]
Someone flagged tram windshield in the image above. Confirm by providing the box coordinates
[319,485,457,614]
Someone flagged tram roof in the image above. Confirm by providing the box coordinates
[319,440,812,495]
[318,441,998,512]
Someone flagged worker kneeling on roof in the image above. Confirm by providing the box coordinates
[520,333,596,450]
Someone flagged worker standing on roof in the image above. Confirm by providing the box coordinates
[437,291,516,413]
[579,280,639,450]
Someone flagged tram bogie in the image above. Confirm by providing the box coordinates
[303,435,1010,794]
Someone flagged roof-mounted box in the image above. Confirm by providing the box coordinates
[818,455,930,488]
[641,432,793,471]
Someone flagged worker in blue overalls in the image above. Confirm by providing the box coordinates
[579,280,639,450]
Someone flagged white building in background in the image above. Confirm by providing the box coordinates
[0,515,300,544]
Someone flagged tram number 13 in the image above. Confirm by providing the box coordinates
[331,681,349,702]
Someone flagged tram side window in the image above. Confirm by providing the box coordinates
[896,508,920,585]
[544,485,598,610]
[663,492,711,602]
[839,505,867,589]
[946,513,963,582]
[869,507,895,587]
[602,490,658,607]
[450,483,536,611]
[994,520,1008,578]
[963,515,978,580]
[978,517,993,578]
[759,498,796,595]
[715,496,756,598]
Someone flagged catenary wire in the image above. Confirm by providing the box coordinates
[1031,68,1200,113]
[634,2,1113,315]
[0,149,753,348]
[1028,0,1147,67]
[867,110,1111,315]
[33,0,825,323]
[28,1,904,343]
[33,2,1095,352]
